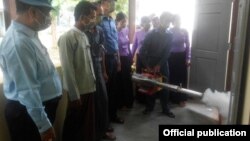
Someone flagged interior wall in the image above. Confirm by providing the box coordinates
[242,52,250,124]
[241,5,250,124]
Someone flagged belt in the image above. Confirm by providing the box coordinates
[6,96,61,106]
[43,96,62,105]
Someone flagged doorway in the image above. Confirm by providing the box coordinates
[136,0,195,43]
[134,0,249,124]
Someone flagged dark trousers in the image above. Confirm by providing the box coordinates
[105,55,119,120]
[62,93,95,141]
[93,60,109,141]
[5,97,60,141]
[168,52,188,103]
[144,62,171,113]
[135,54,146,104]
[145,89,170,113]
[135,54,144,74]
[117,56,134,108]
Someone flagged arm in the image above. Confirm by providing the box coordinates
[118,31,130,48]
[116,50,121,72]
[41,128,56,141]
[101,50,109,81]
[118,38,130,47]
[11,41,52,134]
[99,27,109,81]
[184,29,191,65]
[139,33,151,69]
[132,33,138,57]
[126,29,132,56]
[58,34,81,102]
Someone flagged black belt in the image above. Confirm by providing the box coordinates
[7,96,61,106]
[43,96,61,105]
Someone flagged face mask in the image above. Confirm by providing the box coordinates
[85,22,96,31]
[96,16,103,24]
[34,9,52,30]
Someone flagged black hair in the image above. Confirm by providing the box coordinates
[92,1,101,7]
[74,1,97,21]
[115,12,126,22]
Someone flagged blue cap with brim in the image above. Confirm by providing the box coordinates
[19,0,54,9]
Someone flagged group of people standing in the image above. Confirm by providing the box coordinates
[58,0,132,141]
[0,0,190,141]
[0,0,131,141]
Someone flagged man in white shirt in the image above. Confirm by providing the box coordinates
[58,1,97,141]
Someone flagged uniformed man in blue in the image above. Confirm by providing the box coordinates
[0,0,62,141]
[100,0,125,124]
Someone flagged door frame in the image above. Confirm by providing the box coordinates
[228,0,249,124]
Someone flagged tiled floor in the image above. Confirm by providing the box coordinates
[106,100,218,141]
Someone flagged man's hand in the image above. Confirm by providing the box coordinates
[41,127,56,141]
[69,99,82,109]
[186,60,191,67]
[153,65,161,73]
[103,72,109,82]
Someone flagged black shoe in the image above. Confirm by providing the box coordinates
[163,111,175,118]
[142,109,152,115]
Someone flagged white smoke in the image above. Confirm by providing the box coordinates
[202,88,231,124]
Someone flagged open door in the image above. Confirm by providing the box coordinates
[189,0,232,92]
